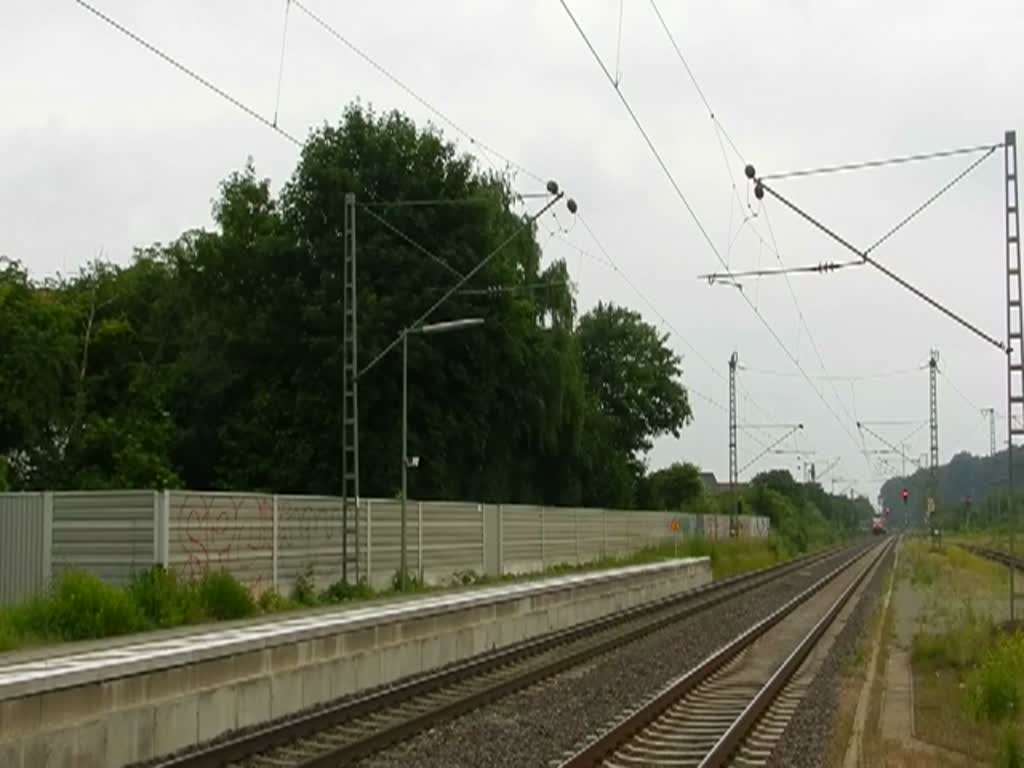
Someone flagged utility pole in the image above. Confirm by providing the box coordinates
[728,351,738,535]
[982,407,996,457]
[341,193,360,584]
[929,349,940,525]
[1004,129,1023,621]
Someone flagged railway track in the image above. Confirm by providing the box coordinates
[144,544,868,768]
[555,537,893,768]
[962,543,1024,569]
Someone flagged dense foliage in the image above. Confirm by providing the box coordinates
[879,449,1024,529]
[0,104,695,506]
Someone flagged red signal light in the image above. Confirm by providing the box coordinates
[901,489,909,504]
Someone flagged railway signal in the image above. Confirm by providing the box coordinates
[901,488,909,505]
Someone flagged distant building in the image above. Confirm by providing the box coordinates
[699,472,720,494]
[698,471,748,495]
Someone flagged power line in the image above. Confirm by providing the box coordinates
[756,179,1006,351]
[558,0,866,459]
[645,0,868,470]
[290,0,545,184]
[571,217,762,423]
[272,0,292,128]
[291,0,768,429]
[698,259,861,283]
[77,0,781,460]
[760,143,1002,181]
[742,366,921,382]
[865,145,999,255]
[358,204,465,279]
[648,0,744,166]
[75,0,303,146]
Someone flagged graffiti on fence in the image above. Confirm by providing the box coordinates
[173,494,272,590]
[173,494,346,588]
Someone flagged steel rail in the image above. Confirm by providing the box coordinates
[556,539,889,767]
[699,537,894,766]
[150,545,861,768]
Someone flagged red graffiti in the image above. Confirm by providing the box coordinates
[172,494,344,589]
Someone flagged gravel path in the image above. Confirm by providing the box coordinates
[765,544,893,768]
[359,549,861,768]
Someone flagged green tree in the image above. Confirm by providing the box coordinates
[641,462,704,510]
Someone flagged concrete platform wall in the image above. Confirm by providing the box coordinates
[0,558,710,768]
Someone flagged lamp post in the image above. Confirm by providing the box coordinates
[400,317,484,589]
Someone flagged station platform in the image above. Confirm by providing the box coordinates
[0,557,710,768]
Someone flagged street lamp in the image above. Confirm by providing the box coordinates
[400,317,484,589]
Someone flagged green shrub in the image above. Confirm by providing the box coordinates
[48,571,143,641]
[999,727,1024,768]
[257,588,296,613]
[968,632,1024,723]
[391,569,425,592]
[320,579,375,603]
[195,570,256,621]
[291,565,318,606]
[913,613,993,673]
[128,566,191,628]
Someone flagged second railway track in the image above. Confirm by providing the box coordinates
[556,537,894,768]
[142,544,869,768]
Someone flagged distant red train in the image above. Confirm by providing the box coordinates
[871,515,887,535]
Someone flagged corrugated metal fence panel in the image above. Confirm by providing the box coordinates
[542,507,578,565]
[0,494,45,604]
[362,500,419,590]
[577,509,606,561]
[277,495,345,593]
[420,501,484,582]
[604,510,630,556]
[167,491,273,593]
[51,491,155,586]
[501,504,543,574]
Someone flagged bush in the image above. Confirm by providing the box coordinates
[913,610,993,673]
[451,569,482,586]
[320,579,375,603]
[257,588,296,613]
[48,571,143,641]
[128,566,191,628]
[967,632,1024,723]
[291,565,318,606]
[391,569,425,592]
[0,597,55,652]
[999,727,1024,768]
[195,570,256,621]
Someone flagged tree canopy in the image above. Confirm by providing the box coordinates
[0,104,700,509]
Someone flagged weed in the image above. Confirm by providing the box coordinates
[128,566,190,628]
[195,570,256,621]
[391,569,425,592]
[257,588,297,613]
[999,726,1024,768]
[450,569,482,586]
[320,579,375,603]
[967,632,1024,723]
[291,565,318,606]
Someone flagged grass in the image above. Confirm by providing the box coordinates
[900,540,1024,766]
[0,535,790,655]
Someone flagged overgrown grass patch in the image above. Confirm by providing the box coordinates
[0,535,792,654]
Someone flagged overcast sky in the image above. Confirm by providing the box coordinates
[3,1,1022,503]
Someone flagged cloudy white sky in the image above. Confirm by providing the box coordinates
[2,1,1022,502]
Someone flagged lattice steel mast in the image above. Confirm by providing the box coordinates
[342,193,360,583]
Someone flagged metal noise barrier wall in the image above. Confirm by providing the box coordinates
[0,491,772,602]
[51,491,155,586]
[0,493,47,604]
